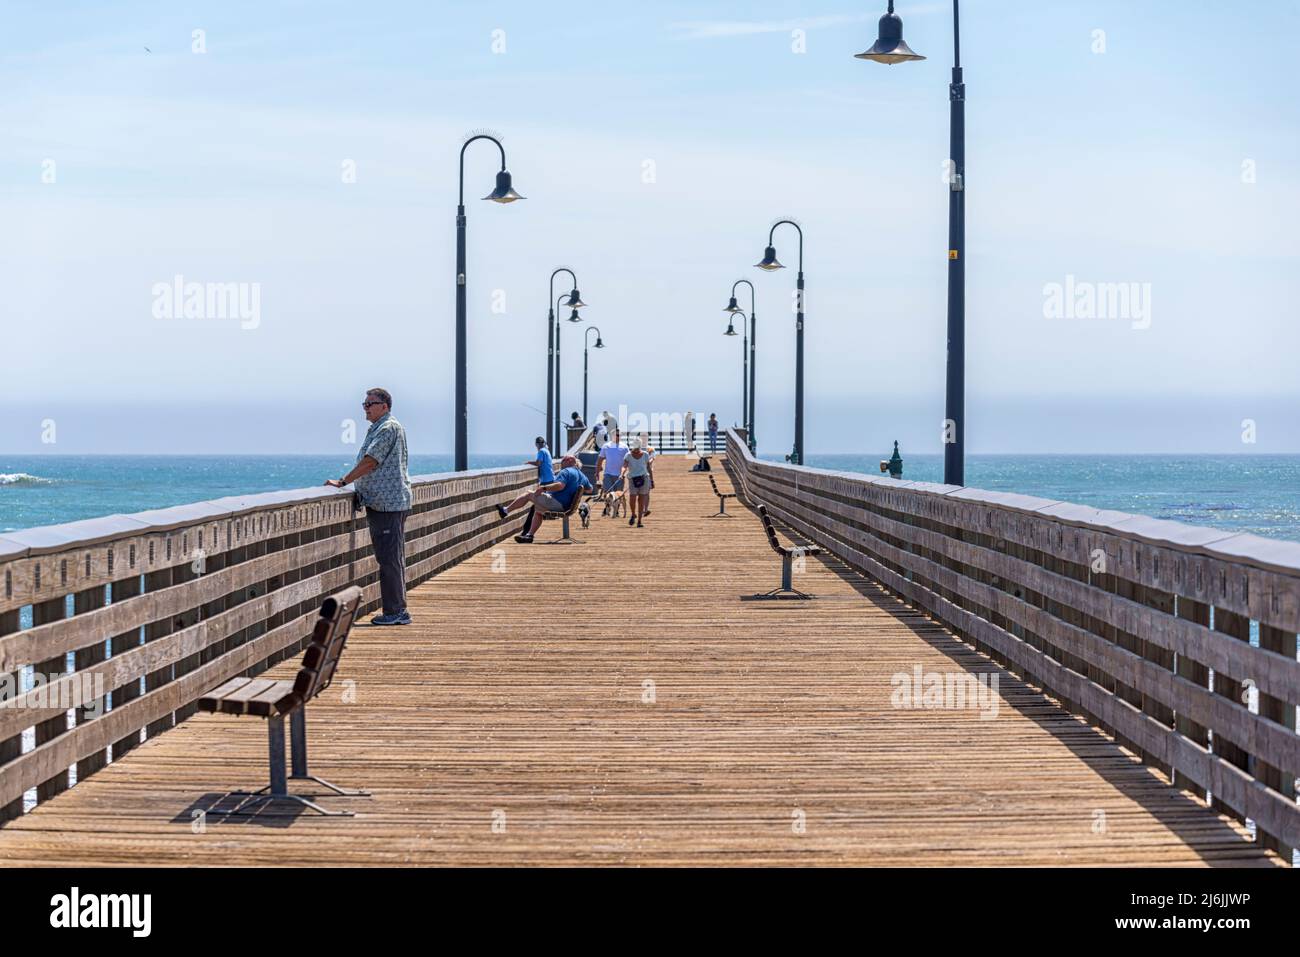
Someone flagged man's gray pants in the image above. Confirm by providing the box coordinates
[366,508,409,616]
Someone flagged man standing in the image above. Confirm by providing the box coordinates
[526,436,554,484]
[594,428,628,516]
[326,388,411,625]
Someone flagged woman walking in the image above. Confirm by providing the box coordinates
[622,436,654,528]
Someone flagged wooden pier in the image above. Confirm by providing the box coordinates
[0,432,1295,865]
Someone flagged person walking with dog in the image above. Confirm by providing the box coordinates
[595,427,628,517]
[621,436,654,528]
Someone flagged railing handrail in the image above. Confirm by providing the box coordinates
[724,428,1300,579]
[0,464,534,563]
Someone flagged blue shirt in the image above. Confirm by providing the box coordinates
[354,413,411,512]
[534,447,554,484]
[552,466,593,509]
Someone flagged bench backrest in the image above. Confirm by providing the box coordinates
[708,474,723,496]
[755,505,784,555]
[291,586,363,704]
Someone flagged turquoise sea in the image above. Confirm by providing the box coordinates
[3,453,1300,541]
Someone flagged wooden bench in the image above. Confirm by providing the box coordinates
[708,474,737,517]
[542,489,589,544]
[198,586,370,816]
[753,504,823,600]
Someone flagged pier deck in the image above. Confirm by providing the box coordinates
[0,457,1277,866]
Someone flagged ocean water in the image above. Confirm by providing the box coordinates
[764,453,1300,543]
[0,454,522,532]
[2,453,1300,542]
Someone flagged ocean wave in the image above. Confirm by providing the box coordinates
[0,473,54,487]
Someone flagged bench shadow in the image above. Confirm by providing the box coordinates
[171,792,308,828]
[718,470,1274,867]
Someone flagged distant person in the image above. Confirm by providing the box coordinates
[708,413,719,453]
[571,412,585,429]
[622,436,654,528]
[595,428,629,516]
[325,388,411,626]
[592,416,608,450]
[526,436,554,484]
[498,454,592,543]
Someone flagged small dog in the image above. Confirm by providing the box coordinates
[578,500,591,529]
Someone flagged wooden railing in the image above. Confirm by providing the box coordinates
[725,430,1300,860]
[0,465,534,822]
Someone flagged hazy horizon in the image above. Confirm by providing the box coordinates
[2,1,1297,458]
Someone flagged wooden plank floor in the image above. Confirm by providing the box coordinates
[0,458,1279,866]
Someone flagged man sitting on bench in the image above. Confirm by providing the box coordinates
[498,453,592,544]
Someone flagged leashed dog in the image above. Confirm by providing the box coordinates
[578,500,591,528]
[600,476,626,519]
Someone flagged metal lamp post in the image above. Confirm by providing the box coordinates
[755,220,804,465]
[724,279,757,451]
[547,269,585,451]
[455,134,523,471]
[723,313,748,439]
[555,294,584,450]
[857,0,966,487]
[583,326,604,425]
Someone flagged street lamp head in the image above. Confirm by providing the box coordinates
[566,308,583,323]
[724,296,742,314]
[483,169,525,202]
[854,8,926,64]
[724,321,738,337]
[563,288,586,309]
[754,245,784,271]
[595,337,605,349]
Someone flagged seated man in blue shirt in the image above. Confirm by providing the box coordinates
[496,454,592,543]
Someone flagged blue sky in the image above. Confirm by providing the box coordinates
[1,1,1298,454]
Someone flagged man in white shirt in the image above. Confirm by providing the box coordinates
[592,416,608,451]
[594,428,629,516]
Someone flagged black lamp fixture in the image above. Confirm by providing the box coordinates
[855,0,926,64]
[455,133,523,471]
[856,0,967,487]
[547,268,586,451]
[483,168,525,202]
[755,246,784,271]
[724,279,757,451]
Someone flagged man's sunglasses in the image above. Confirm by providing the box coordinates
[362,400,386,409]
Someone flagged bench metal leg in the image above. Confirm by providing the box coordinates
[288,708,370,797]
[546,512,584,544]
[227,712,366,817]
[752,554,814,600]
[709,496,734,517]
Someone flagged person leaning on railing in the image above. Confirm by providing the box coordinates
[324,387,413,626]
